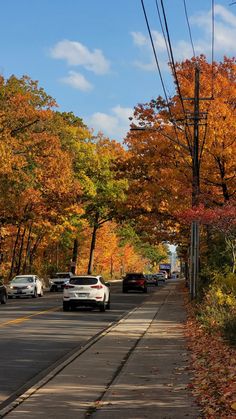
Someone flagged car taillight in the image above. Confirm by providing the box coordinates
[64,284,75,289]
[137,279,145,284]
[91,285,103,289]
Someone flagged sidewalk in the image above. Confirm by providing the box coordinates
[2,280,201,419]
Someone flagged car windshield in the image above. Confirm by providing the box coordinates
[70,277,98,285]
[11,277,34,283]
[55,273,71,278]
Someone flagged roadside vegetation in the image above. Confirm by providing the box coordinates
[0,56,235,415]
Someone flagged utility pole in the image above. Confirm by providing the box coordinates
[191,65,200,299]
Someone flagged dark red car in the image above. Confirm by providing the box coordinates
[122,273,147,293]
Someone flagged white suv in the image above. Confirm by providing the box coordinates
[63,275,110,312]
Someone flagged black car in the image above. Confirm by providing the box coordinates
[49,272,73,291]
[122,272,147,293]
[0,278,7,304]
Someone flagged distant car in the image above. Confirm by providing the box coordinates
[49,272,73,291]
[159,270,168,279]
[63,275,110,312]
[122,273,147,293]
[8,275,44,298]
[0,279,7,304]
[155,272,166,283]
[145,274,158,287]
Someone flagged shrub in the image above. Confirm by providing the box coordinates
[196,270,236,346]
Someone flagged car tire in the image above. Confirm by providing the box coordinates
[122,287,128,293]
[106,296,111,310]
[99,298,106,312]
[0,293,7,304]
[143,287,148,293]
[39,288,43,297]
[63,301,70,311]
[32,288,38,298]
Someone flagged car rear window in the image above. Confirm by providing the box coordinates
[125,274,144,281]
[69,277,98,285]
[55,273,71,278]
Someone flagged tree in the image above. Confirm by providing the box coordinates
[123,56,236,280]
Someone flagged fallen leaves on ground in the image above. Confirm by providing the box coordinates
[183,287,236,418]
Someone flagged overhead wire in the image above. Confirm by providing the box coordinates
[211,0,215,98]
[183,0,196,58]
[200,0,215,160]
[140,0,169,107]
[159,0,193,151]
[154,0,172,67]
[140,0,182,144]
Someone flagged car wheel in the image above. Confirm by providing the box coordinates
[106,296,111,310]
[63,301,70,311]
[99,298,106,312]
[39,287,43,297]
[1,293,7,304]
[122,287,128,293]
[32,288,38,298]
[155,281,159,287]
[143,287,148,293]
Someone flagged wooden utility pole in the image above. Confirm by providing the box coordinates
[191,65,200,299]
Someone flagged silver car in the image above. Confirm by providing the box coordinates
[63,275,110,312]
[8,275,44,298]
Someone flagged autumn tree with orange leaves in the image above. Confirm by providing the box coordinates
[124,56,236,274]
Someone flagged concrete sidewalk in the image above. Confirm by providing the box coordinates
[2,280,201,419]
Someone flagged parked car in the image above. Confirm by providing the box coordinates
[8,275,44,298]
[145,274,158,287]
[122,272,147,293]
[155,272,166,283]
[0,279,7,304]
[63,275,110,312]
[49,272,73,291]
[159,270,168,279]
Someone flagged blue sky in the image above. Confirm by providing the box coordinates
[1,1,235,142]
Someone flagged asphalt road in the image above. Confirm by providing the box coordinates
[0,281,158,408]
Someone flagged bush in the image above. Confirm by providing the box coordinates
[196,270,236,346]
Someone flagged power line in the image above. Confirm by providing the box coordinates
[211,0,215,98]
[140,0,169,106]
[154,0,172,66]
[159,0,193,150]
[140,0,182,144]
[183,0,196,58]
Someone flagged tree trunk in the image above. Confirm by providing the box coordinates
[22,223,33,274]
[16,226,26,275]
[87,214,99,275]
[8,224,21,280]
[71,238,78,274]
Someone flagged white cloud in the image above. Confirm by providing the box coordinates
[131,30,167,71]
[86,106,134,141]
[51,40,110,74]
[60,71,93,91]
[191,5,236,55]
[131,5,236,71]
[131,31,147,46]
